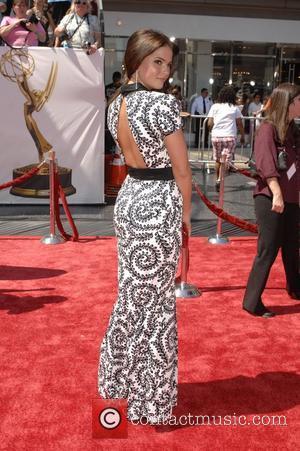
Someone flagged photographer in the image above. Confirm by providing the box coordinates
[0,0,46,46]
[54,0,100,54]
[26,0,56,46]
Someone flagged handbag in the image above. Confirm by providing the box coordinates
[247,146,287,175]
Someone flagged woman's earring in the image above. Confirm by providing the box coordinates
[135,71,138,89]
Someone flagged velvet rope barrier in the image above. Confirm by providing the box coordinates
[54,171,79,242]
[230,164,259,180]
[193,181,258,234]
[58,179,79,241]
[0,163,44,191]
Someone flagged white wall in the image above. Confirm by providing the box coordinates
[104,11,300,44]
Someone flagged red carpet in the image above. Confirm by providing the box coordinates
[0,236,299,450]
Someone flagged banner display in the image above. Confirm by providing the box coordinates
[0,47,105,204]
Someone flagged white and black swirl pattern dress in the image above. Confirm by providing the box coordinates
[98,90,183,423]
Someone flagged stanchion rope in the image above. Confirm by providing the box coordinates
[54,171,79,242]
[0,161,45,190]
[229,163,259,180]
[193,180,258,234]
[0,158,78,242]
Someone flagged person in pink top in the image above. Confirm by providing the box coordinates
[0,0,46,46]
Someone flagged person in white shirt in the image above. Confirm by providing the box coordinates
[191,88,213,147]
[248,92,262,117]
[248,92,263,140]
[207,86,245,191]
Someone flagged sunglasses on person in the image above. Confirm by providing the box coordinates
[74,1,87,4]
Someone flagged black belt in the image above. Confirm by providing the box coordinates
[128,167,174,180]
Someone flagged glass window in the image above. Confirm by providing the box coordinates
[232,55,275,95]
[281,46,300,60]
[211,41,231,54]
[232,42,276,56]
[212,55,230,99]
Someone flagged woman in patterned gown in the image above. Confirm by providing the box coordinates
[98,29,192,424]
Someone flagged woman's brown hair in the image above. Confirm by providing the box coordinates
[109,29,178,103]
[264,83,300,143]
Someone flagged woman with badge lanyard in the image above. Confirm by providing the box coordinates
[243,83,300,318]
[54,0,100,53]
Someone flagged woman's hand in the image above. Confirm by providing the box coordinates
[267,177,284,214]
[25,21,37,33]
[183,213,191,236]
[15,18,27,27]
[271,193,284,213]
[87,43,97,55]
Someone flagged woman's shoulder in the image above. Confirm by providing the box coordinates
[1,16,15,25]
[60,12,73,23]
[148,91,181,110]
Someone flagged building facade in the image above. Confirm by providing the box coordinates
[103,4,300,100]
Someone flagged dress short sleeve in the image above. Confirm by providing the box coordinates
[0,16,9,27]
[157,94,182,136]
[58,13,71,28]
[207,104,216,117]
[254,122,280,180]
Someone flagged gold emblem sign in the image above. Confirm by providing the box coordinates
[0,48,76,198]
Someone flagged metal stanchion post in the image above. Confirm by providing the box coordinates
[175,227,201,298]
[208,155,229,244]
[188,113,192,153]
[41,151,64,245]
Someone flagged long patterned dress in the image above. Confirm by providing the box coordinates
[98,90,183,423]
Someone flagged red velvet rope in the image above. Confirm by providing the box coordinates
[232,166,259,180]
[58,182,79,242]
[193,182,258,234]
[0,165,41,190]
[54,171,79,242]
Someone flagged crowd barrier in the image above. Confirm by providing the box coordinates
[184,114,265,167]
[189,115,300,241]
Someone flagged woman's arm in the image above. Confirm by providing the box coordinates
[164,129,192,235]
[236,118,245,144]
[266,177,284,213]
[0,20,21,38]
[26,21,46,42]
[207,117,214,130]
[54,24,66,37]
[87,31,100,54]
[54,15,69,38]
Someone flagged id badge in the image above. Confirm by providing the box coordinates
[287,163,296,180]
